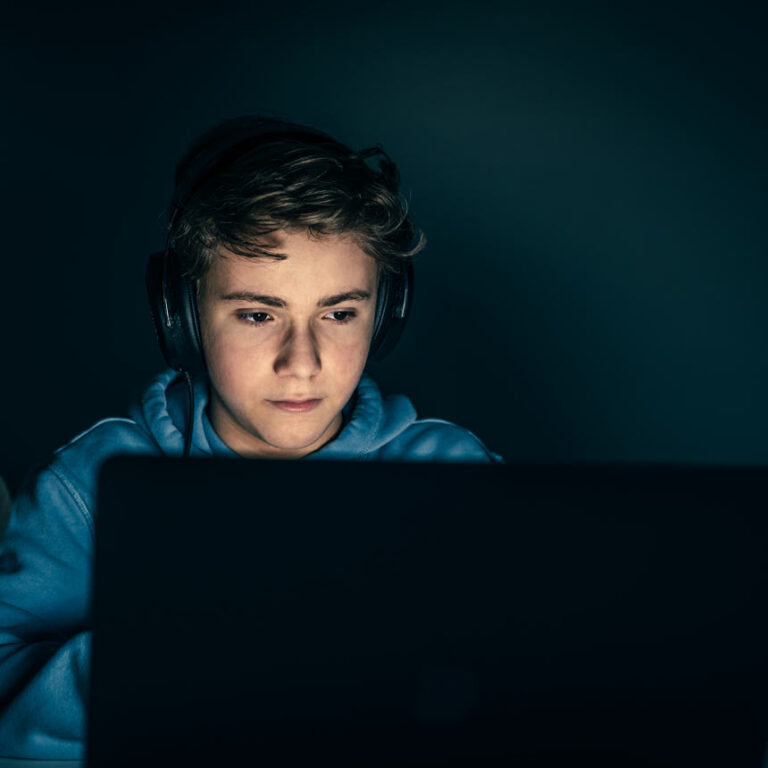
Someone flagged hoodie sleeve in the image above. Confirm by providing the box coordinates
[0,464,92,759]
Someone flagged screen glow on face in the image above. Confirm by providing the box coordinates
[198,229,378,459]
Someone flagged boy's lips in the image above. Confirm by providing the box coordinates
[268,398,323,413]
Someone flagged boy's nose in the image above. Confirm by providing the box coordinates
[274,325,321,379]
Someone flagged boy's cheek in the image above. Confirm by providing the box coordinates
[204,330,263,382]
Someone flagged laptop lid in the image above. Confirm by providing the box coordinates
[88,459,768,767]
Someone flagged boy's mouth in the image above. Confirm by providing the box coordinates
[268,399,323,413]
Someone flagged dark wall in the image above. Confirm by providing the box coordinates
[2,1,767,491]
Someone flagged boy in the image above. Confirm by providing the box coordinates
[0,116,502,758]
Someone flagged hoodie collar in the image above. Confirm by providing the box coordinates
[131,369,417,459]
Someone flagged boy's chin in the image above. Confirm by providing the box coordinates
[253,423,339,455]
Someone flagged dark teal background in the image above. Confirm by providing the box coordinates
[2,1,767,490]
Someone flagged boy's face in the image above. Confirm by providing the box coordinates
[197,229,378,458]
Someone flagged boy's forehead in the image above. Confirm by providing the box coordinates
[202,233,377,295]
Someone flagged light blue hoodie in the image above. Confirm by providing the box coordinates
[0,369,502,759]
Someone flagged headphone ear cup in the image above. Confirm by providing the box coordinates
[369,260,414,361]
[146,249,207,376]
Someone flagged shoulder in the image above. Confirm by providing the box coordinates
[5,417,160,566]
[376,417,504,463]
[43,417,160,520]
[56,416,156,459]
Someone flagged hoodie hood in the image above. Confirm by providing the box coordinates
[129,369,419,460]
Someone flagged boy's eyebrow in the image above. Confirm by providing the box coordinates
[219,290,372,308]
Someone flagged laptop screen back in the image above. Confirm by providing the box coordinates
[88,459,768,767]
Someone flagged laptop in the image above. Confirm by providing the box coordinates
[88,458,768,767]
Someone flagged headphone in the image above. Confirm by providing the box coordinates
[146,118,414,380]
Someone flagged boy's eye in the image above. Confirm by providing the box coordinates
[326,310,356,324]
[238,312,272,325]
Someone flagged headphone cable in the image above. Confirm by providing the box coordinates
[183,370,194,458]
